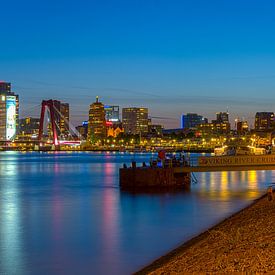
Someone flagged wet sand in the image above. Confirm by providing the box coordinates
[137,191,275,274]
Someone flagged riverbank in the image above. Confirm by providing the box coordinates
[137,190,275,274]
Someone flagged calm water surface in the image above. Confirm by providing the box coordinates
[0,152,273,274]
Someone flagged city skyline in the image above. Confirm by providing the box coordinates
[1,81,275,130]
[1,0,275,128]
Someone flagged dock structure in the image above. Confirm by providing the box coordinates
[119,154,275,190]
[119,163,191,190]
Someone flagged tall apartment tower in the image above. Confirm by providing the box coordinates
[88,96,106,143]
[122,107,148,135]
[0,82,19,141]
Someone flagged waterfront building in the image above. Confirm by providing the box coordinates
[198,122,230,136]
[0,81,19,141]
[181,113,207,129]
[122,107,148,135]
[107,124,124,137]
[148,123,163,137]
[19,117,40,139]
[76,121,88,139]
[216,111,229,123]
[211,111,230,132]
[236,120,249,134]
[255,112,274,131]
[88,96,106,143]
[60,103,70,136]
[104,105,120,123]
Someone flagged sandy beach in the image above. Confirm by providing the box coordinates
[137,190,275,274]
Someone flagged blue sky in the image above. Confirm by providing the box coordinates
[1,0,275,128]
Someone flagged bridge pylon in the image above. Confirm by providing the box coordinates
[38,100,59,146]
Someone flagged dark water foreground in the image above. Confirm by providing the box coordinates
[0,152,273,275]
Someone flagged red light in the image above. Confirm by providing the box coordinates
[106,121,113,127]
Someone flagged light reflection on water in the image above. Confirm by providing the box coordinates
[0,152,273,275]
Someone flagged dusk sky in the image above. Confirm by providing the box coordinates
[1,0,275,128]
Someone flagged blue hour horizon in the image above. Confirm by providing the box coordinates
[1,0,275,128]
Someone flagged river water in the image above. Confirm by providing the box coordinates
[0,152,273,274]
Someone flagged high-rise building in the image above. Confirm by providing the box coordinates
[0,82,19,141]
[104,105,120,123]
[210,111,231,132]
[88,96,106,143]
[50,100,70,137]
[236,120,249,134]
[255,112,274,131]
[122,107,148,135]
[216,112,229,123]
[181,113,207,129]
[60,103,70,136]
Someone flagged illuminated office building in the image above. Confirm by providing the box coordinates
[19,117,40,139]
[76,121,88,139]
[122,107,148,135]
[104,105,120,123]
[216,112,229,123]
[60,102,70,136]
[255,112,274,131]
[88,96,106,143]
[236,120,249,134]
[0,82,19,141]
[181,113,207,129]
[211,111,231,132]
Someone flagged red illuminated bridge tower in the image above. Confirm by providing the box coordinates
[38,99,82,147]
[38,100,59,146]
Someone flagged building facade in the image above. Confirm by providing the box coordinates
[255,112,274,131]
[210,111,231,133]
[236,120,249,134]
[18,117,40,139]
[104,105,120,123]
[181,113,207,129]
[88,96,107,143]
[122,107,148,135]
[60,102,70,136]
[216,112,229,123]
[76,121,88,139]
[0,82,19,141]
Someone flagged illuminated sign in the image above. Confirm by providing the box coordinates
[6,96,16,140]
[199,155,275,167]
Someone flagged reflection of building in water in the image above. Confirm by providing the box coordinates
[0,82,19,141]
[247,170,257,188]
[0,162,25,274]
[196,170,264,201]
